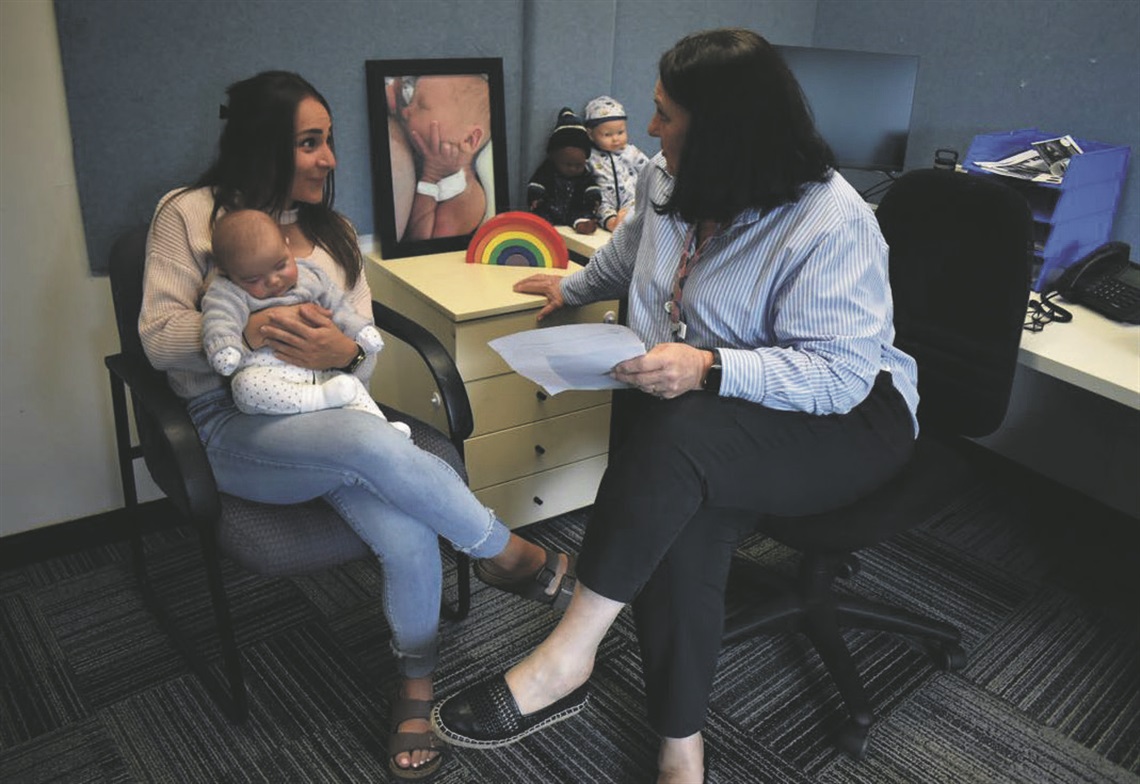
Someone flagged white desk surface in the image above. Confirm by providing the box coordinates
[555,224,612,259]
[1019,300,1140,410]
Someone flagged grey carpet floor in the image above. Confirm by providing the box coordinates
[2,447,1138,783]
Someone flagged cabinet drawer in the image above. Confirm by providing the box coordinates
[475,454,608,529]
[455,301,619,381]
[467,373,610,436]
[465,404,610,489]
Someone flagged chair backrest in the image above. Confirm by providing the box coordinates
[876,169,1032,438]
[106,223,198,501]
[108,225,152,363]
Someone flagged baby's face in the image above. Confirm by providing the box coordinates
[401,76,479,145]
[589,119,628,153]
[225,238,298,300]
[551,146,589,178]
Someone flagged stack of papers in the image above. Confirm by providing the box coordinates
[972,134,1083,184]
[488,323,646,396]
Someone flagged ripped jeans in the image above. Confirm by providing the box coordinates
[188,387,511,678]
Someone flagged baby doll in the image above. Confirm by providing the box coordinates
[584,95,650,232]
[202,209,410,436]
[526,108,602,234]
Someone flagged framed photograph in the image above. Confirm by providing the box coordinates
[365,57,509,259]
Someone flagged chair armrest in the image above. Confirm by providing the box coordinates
[371,300,474,446]
[104,352,221,523]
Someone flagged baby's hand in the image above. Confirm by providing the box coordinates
[411,120,480,182]
[212,346,242,376]
[572,217,598,235]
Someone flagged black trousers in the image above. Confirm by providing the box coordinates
[576,372,915,737]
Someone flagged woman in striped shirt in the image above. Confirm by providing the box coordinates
[432,28,919,783]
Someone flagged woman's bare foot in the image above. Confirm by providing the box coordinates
[480,536,569,598]
[392,676,439,771]
[658,732,704,784]
[500,585,624,715]
[503,641,594,716]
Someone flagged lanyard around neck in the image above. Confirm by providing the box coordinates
[665,222,719,342]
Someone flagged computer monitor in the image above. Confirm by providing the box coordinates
[775,45,919,174]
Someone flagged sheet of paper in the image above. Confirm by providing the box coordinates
[488,323,647,396]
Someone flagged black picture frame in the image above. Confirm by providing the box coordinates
[365,57,509,259]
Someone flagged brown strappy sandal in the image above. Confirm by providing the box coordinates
[388,693,445,781]
[473,548,576,610]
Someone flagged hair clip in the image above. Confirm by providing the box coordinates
[218,104,229,120]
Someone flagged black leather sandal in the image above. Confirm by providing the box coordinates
[473,548,576,610]
[430,674,589,749]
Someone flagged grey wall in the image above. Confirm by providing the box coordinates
[54,0,530,272]
[814,0,1139,242]
[55,0,1138,274]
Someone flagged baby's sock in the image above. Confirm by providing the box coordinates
[298,375,358,413]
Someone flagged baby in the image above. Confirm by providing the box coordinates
[584,95,649,232]
[526,108,603,234]
[388,74,493,242]
[202,209,410,436]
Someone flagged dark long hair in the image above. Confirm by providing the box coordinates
[655,28,835,224]
[191,71,362,287]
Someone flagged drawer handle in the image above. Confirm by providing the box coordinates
[533,496,544,506]
[535,390,548,402]
[534,445,546,456]
[603,310,617,324]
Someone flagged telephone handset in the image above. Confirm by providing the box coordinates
[1051,242,1140,324]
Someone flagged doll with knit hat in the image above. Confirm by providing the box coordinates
[584,95,650,232]
[526,108,603,234]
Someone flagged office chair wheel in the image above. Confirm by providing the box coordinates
[835,717,870,760]
[934,641,967,671]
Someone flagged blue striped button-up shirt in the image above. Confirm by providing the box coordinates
[561,153,919,432]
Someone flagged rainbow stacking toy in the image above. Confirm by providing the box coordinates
[465,211,569,269]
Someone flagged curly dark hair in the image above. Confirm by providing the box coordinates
[654,28,835,224]
[190,71,362,287]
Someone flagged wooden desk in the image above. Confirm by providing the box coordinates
[365,250,619,528]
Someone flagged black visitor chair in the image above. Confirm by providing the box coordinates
[105,225,474,722]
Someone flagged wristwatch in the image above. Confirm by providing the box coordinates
[337,344,366,374]
[701,349,722,395]
[415,168,467,202]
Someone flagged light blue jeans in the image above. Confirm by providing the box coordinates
[187,387,511,678]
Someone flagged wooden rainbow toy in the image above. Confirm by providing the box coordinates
[465,211,569,269]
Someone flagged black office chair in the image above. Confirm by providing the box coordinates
[723,168,1033,758]
[105,224,474,722]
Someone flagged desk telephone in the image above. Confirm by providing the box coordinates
[1053,242,1140,324]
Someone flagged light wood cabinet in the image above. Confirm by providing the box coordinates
[366,250,617,528]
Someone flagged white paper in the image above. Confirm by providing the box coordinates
[488,323,647,396]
